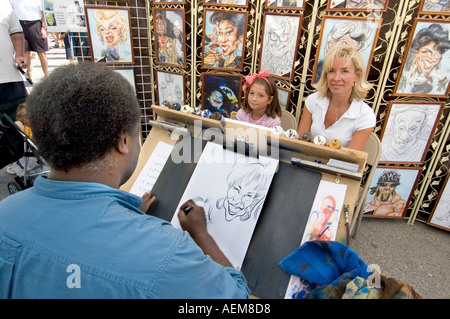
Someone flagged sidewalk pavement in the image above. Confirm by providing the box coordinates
[26,40,73,89]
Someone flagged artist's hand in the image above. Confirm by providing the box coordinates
[139,191,156,213]
[178,200,208,238]
[178,200,233,268]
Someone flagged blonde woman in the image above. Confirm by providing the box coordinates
[297,45,376,150]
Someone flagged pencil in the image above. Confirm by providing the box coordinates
[184,204,195,215]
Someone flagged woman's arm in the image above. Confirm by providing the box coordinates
[297,106,312,136]
[347,127,373,151]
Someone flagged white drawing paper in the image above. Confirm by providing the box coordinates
[129,142,174,197]
[284,180,348,299]
[171,142,279,270]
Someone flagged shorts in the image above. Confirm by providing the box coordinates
[20,20,49,53]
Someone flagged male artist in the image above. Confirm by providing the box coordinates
[0,62,249,299]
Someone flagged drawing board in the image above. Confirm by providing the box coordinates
[170,142,279,270]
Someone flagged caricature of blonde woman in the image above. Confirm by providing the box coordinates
[192,159,269,224]
[94,10,129,62]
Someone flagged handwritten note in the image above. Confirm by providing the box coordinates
[129,142,174,197]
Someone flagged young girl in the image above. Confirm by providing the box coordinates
[14,103,33,138]
[235,69,282,128]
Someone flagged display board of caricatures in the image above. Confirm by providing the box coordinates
[139,0,449,229]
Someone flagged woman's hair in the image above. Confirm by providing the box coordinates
[219,160,268,222]
[26,62,141,172]
[242,76,281,118]
[406,23,450,71]
[95,10,129,45]
[314,44,373,102]
[209,11,246,37]
[410,23,450,55]
[326,20,373,52]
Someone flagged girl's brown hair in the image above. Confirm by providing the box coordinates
[242,76,281,118]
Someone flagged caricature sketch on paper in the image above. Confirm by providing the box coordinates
[193,161,269,224]
[171,142,279,269]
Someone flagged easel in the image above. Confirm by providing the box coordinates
[121,104,368,298]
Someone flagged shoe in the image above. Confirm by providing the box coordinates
[6,161,25,176]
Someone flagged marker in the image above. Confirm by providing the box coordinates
[184,204,195,215]
[318,226,329,238]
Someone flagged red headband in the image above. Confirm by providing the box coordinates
[243,69,273,94]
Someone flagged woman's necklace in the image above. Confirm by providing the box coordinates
[335,112,341,121]
[330,101,350,122]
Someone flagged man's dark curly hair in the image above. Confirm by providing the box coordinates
[26,62,141,172]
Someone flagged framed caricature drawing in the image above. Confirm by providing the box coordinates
[312,15,381,83]
[327,0,388,11]
[428,173,450,231]
[202,72,243,118]
[265,0,305,10]
[363,166,422,219]
[155,69,186,106]
[154,0,186,4]
[277,87,292,111]
[418,0,450,15]
[204,0,248,8]
[85,6,134,64]
[153,8,186,68]
[393,18,450,98]
[113,66,136,95]
[202,9,248,72]
[379,101,444,165]
[259,12,302,81]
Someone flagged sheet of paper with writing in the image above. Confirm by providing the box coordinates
[284,180,348,299]
[129,141,174,197]
[171,141,279,270]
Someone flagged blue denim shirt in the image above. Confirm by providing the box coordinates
[0,177,250,299]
